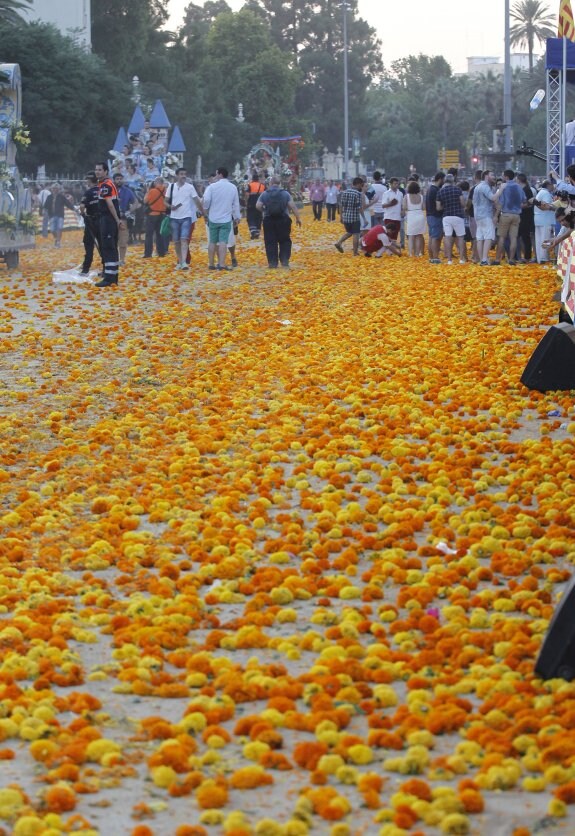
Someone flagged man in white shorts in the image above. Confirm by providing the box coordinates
[436,173,466,264]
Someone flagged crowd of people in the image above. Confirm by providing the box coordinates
[31,159,575,288]
[321,167,567,267]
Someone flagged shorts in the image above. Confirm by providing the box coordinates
[205,222,235,247]
[344,220,361,234]
[427,215,443,239]
[497,213,520,237]
[118,223,129,248]
[49,216,64,233]
[208,220,232,244]
[476,217,495,241]
[170,216,193,242]
[442,216,465,237]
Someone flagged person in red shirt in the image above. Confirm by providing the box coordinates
[360,224,402,258]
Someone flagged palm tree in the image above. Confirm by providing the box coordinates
[510,0,555,74]
[0,0,31,26]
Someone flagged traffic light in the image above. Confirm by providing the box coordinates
[471,155,479,165]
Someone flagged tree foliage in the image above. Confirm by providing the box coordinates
[510,0,555,74]
[0,0,31,26]
[0,0,559,177]
[91,0,171,77]
[0,20,132,173]
[245,0,382,146]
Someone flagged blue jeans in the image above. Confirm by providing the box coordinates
[170,216,192,241]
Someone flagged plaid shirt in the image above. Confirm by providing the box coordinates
[340,187,362,223]
[437,184,464,218]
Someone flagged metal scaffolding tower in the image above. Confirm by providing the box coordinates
[547,68,562,174]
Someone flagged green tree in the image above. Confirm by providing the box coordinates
[194,8,300,170]
[510,0,555,74]
[91,0,171,77]
[0,0,31,26]
[245,0,382,152]
[0,21,132,173]
[386,54,452,92]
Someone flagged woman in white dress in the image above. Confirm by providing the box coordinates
[402,180,426,256]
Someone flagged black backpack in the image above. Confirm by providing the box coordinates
[265,188,287,217]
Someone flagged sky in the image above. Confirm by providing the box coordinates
[164,0,545,75]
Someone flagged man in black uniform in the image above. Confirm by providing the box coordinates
[79,171,101,276]
[94,161,124,287]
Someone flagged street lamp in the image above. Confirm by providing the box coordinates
[472,117,485,165]
[343,0,349,181]
[503,0,512,155]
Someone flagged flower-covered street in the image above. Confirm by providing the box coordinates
[1,220,575,836]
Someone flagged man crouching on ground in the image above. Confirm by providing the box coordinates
[360,224,402,258]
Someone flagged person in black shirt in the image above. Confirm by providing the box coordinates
[94,161,124,287]
[425,172,445,263]
[79,172,101,276]
[516,172,535,262]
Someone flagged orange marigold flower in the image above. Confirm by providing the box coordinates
[259,751,293,770]
[44,784,77,813]
[554,780,575,804]
[460,788,484,813]
[293,741,328,770]
[229,766,273,789]
[195,781,228,809]
[400,778,432,801]
[394,805,419,829]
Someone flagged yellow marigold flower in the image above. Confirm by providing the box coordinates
[13,817,44,836]
[85,739,121,763]
[317,754,344,774]
[522,776,547,792]
[255,820,284,836]
[440,813,470,834]
[151,765,177,788]
[548,798,567,817]
[347,744,373,765]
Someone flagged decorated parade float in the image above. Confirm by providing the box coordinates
[0,63,35,269]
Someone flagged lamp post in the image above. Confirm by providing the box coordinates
[472,117,485,164]
[343,0,349,181]
[132,75,140,105]
[503,0,512,155]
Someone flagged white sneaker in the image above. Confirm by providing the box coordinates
[447,260,453,265]
[459,259,466,264]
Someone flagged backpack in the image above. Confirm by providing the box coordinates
[265,188,287,217]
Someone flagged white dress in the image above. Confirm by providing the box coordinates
[405,194,426,235]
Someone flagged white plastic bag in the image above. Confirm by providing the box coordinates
[52,267,97,284]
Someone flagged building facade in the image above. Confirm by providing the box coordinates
[466,53,540,76]
[23,0,91,48]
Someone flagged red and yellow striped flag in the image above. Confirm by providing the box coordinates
[559,0,575,40]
